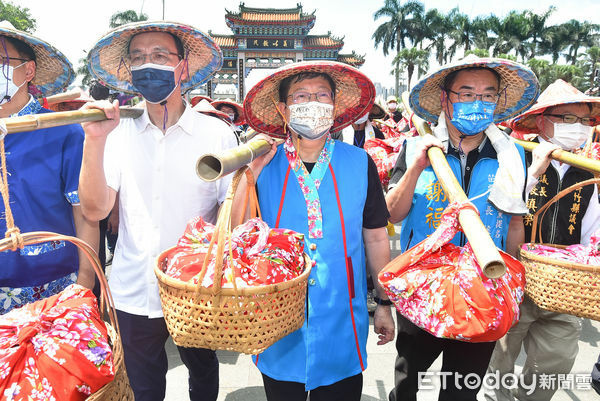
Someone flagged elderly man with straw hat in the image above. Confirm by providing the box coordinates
[231,60,395,401]
[0,22,98,313]
[78,21,237,401]
[385,55,539,401]
[485,79,600,401]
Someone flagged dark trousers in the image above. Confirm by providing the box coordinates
[592,352,600,395]
[117,309,219,401]
[262,372,363,401]
[389,312,496,401]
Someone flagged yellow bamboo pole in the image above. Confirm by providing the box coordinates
[401,92,506,279]
[43,89,83,105]
[1,107,144,135]
[196,136,276,182]
[513,138,600,174]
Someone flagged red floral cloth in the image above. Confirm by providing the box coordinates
[163,217,306,287]
[364,137,404,189]
[0,284,115,400]
[379,203,526,342]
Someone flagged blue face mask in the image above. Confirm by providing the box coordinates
[131,62,181,104]
[450,100,496,136]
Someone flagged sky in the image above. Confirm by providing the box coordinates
[17,0,600,90]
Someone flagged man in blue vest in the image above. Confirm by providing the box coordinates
[485,79,600,401]
[233,61,395,401]
[385,56,540,401]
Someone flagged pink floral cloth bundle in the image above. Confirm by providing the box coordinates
[521,230,600,265]
[162,217,306,288]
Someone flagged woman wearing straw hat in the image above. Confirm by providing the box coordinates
[78,21,237,401]
[385,55,539,401]
[233,60,395,400]
[0,22,98,313]
[485,79,600,401]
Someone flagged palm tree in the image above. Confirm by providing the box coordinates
[393,47,429,90]
[373,0,425,95]
[540,24,570,64]
[449,9,476,56]
[426,9,455,64]
[525,6,555,58]
[492,11,531,62]
[471,16,496,52]
[579,46,600,87]
[109,9,148,28]
[562,20,600,65]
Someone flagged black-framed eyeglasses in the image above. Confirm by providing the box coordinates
[0,56,32,65]
[126,50,181,67]
[446,89,501,103]
[287,90,334,105]
[544,113,598,126]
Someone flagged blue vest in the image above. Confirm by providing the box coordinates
[253,142,369,390]
[399,137,526,252]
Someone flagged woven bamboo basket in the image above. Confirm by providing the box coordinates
[0,232,134,400]
[519,177,600,321]
[155,168,311,354]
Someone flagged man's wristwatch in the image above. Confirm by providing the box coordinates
[373,296,393,306]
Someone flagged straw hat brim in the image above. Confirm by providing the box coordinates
[193,99,229,121]
[0,27,74,97]
[409,57,540,123]
[212,100,245,125]
[369,103,386,120]
[243,61,375,139]
[191,95,212,107]
[87,21,222,95]
[511,94,600,133]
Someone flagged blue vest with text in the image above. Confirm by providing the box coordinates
[399,137,526,252]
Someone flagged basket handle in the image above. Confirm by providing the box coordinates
[194,167,260,295]
[530,177,600,243]
[0,232,121,338]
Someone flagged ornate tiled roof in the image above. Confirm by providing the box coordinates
[337,52,365,67]
[226,3,315,24]
[209,33,236,48]
[304,34,344,49]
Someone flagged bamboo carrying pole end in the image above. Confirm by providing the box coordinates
[196,154,222,182]
[482,261,507,279]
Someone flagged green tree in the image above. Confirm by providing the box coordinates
[525,6,555,58]
[579,46,600,87]
[539,24,569,64]
[109,9,149,28]
[465,48,490,58]
[0,0,36,32]
[562,20,600,64]
[373,0,425,95]
[393,47,429,90]
[492,11,531,61]
[426,9,455,64]
[449,8,477,55]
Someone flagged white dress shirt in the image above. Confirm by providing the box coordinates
[104,104,238,317]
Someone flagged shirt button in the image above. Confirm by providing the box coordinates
[466,166,471,171]
[308,278,316,286]
[309,243,317,251]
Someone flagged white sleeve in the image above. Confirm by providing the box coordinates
[525,173,539,201]
[581,184,600,245]
[104,127,122,192]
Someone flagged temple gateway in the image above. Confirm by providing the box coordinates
[207,3,365,100]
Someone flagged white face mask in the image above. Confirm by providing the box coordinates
[288,101,334,140]
[548,121,592,150]
[0,62,27,105]
[354,113,369,125]
[388,103,397,111]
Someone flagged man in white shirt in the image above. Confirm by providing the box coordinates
[78,22,237,401]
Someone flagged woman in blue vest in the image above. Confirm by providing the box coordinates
[385,56,540,401]
[233,61,395,401]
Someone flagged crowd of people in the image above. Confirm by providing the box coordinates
[0,17,599,401]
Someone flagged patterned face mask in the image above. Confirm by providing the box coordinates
[287,101,334,140]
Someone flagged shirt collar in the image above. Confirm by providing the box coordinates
[13,95,42,117]
[133,101,195,136]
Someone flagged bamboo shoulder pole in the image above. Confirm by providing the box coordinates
[513,138,600,174]
[401,92,506,279]
[43,89,83,105]
[1,107,144,135]
[196,137,276,182]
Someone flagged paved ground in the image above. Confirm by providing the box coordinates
[156,227,600,400]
